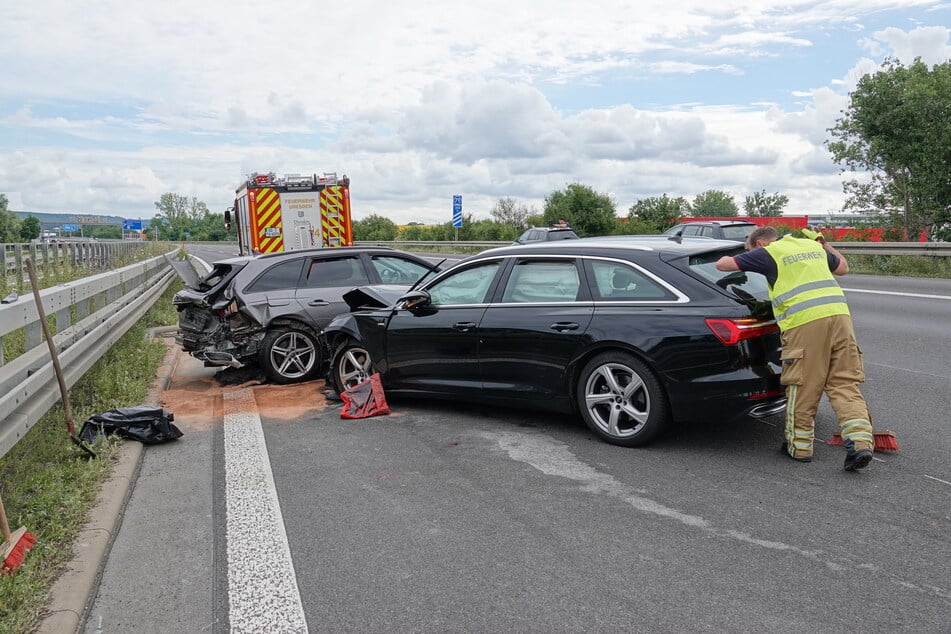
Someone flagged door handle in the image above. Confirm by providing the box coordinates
[308,299,329,306]
[550,322,580,332]
[453,322,477,332]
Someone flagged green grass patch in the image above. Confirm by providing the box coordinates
[0,281,181,634]
[846,254,951,278]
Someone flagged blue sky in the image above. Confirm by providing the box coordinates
[1,1,949,225]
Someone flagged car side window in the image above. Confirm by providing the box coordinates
[588,261,676,301]
[699,226,715,237]
[370,255,431,283]
[300,256,369,289]
[427,261,500,306]
[244,259,304,293]
[682,225,700,236]
[516,229,532,243]
[501,260,581,303]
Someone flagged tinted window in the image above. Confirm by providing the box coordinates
[427,261,500,306]
[682,225,701,236]
[688,248,770,300]
[588,260,676,301]
[300,256,369,289]
[699,226,715,237]
[245,259,304,293]
[548,230,579,241]
[371,255,431,284]
[501,260,581,303]
[721,225,755,241]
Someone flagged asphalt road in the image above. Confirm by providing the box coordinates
[82,245,951,633]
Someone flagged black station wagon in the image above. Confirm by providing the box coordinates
[322,236,786,447]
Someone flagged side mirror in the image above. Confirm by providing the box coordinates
[224,208,232,223]
[399,290,431,310]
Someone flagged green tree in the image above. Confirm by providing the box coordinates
[0,193,22,243]
[489,197,531,232]
[827,58,951,238]
[690,190,739,216]
[744,190,788,217]
[544,183,618,237]
[152,193,211,241]
[627,194,689,233]
[19,214,42,241]
[353,214,398,241]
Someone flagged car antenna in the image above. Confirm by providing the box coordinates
[408,258,447,292]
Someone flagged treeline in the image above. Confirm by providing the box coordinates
[0,194,43,242]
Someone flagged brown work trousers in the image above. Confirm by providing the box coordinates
[779,313,875,459]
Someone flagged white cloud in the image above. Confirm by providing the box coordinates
[1,3,949,224]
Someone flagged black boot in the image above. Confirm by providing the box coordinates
[844,449,872,471]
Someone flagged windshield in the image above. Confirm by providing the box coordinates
[687,247,774,319]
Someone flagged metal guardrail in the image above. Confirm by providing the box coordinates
[354,240,951,257]
[2,240,151,291]
[0,251,178,459]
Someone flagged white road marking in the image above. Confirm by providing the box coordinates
[924,474,951,487]
[223,389,308,633]
[842,287,951,300]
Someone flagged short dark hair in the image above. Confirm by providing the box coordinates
[747,225,778,248]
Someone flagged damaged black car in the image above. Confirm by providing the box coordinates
[171,247,439,383]
[323,236,786,447]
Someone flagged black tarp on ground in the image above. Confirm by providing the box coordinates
[79,406,183,445]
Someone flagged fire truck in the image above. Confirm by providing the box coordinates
[226,172,353,256]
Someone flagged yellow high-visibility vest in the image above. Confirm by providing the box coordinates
[764,237,849,331]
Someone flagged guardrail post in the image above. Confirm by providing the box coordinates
[14,245,24,293]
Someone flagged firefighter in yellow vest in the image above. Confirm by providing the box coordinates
[716,226,875,471]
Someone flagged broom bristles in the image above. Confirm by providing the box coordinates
[2,528,37,575]
[827,429,899,452]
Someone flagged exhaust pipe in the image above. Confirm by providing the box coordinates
[749,399,787,418]
[199,351,244,369]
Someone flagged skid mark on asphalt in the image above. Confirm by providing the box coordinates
[224,388,308,633]
[482,430,951,602]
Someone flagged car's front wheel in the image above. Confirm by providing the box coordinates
[330,340,374,394]
[259,327,321,384]
[576,351,669,447]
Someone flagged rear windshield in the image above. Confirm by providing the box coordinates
[686,247,771,301]
[721,225,755,241]
[200,263,240,292]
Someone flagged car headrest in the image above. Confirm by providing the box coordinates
[612,268,638,290]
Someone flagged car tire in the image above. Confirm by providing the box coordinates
[330,340,374,394]
[259,327,321,384]
[576,351,669,447]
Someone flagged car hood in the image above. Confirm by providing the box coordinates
[342,285,411,312]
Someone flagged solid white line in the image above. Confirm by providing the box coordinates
[924,474,951,487]
[223,389,308,633]
[842,287,951,300]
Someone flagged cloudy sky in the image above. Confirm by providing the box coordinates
[2,1,950,225]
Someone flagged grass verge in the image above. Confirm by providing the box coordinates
[0,281,181,634]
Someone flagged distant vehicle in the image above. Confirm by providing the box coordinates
[323,235,785,447]
[513,226,579,245]
[226,171,354,256]
[663,220,757,242]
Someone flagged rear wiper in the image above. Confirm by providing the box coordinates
[408,258,447,292]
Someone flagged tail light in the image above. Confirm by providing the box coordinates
[705,318,779,345]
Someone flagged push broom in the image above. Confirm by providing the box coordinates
[1,491,37,574]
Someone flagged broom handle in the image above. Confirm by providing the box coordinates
[25,258,78,436]
[0,492,12,544]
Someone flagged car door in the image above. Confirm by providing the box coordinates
[478,256,594,401]
[238,257,307,326]
[295,254,371,330]
[383,259,503,395]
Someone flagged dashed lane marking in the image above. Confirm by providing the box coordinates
[223,388,308,633]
